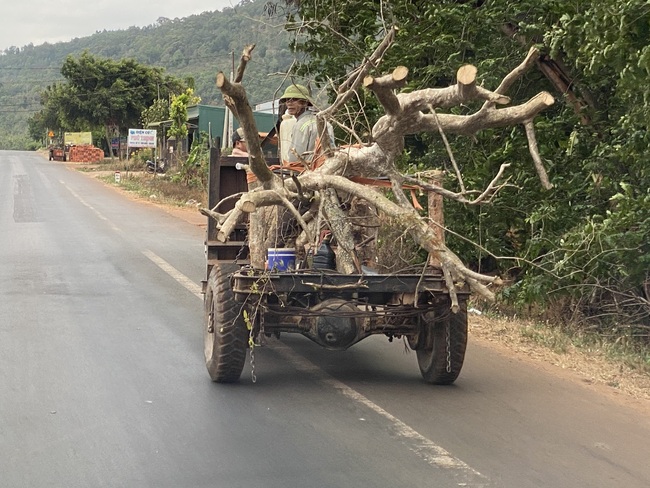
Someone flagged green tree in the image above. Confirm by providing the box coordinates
[28,83,71,139]
[2,0,293,149]
[31,52,184,156]
[168,87,201,156]
[522,0,650,326]
[140,98,170,128]
[273,0,650,326]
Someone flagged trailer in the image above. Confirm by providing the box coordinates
[48,145,67,162]
[202,148,469,384]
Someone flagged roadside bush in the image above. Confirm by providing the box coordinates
[509,183,650,332]
[173,134,209,189]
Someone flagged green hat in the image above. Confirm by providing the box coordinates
[279,84,312,104]
[232,127,245,143]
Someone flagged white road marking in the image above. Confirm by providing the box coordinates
[62,180,202,299]
[60,180,122,232]
[142,249,203,299]
[272,342,489,486]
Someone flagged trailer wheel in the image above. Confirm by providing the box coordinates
[416,301,468,385]
[204,263,248,382]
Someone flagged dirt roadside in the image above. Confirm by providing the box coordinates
[70,161,650,413]
[62,161,208,228]
[470,314,650,412]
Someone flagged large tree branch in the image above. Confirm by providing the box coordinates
[492,45,540,97]
[218,172,501,299]
[211,46,553,301]
[524,120,553,190]
[415,92,554,136]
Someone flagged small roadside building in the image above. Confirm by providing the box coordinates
[148,104,279,159]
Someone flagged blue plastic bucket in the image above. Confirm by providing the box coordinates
[267,248,296,272]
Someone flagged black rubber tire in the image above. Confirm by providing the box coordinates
[204,263,248,382]
[416,301,468,385]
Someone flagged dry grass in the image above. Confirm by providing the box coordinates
[97,172,207,208]
[469,311,650,402]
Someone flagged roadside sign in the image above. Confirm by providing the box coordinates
[111,137,127,149]
[114,171,121,183]
[64,131,92,145]
[127,129,157,148]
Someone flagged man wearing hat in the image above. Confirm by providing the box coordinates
[230,127,249,157]
[279,84,334,164]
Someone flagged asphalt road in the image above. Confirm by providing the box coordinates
[1,150,649,488]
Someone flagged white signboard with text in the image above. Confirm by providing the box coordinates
[127,129,157,148]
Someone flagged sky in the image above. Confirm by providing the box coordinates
[1,1,238,52]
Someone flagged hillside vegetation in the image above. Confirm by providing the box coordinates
[0,0,291,150]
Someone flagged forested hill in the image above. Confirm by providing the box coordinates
[0,0,292,150]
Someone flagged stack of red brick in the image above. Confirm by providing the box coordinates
[69,145,105,163]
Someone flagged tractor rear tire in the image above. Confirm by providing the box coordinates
[416,301,468,385]
[204,263,248,382]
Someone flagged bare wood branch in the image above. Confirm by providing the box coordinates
[524,120,553,190]
[398,74,510,114]
[363,66,409,115]
[500,25,592,124]
[464,164,512,204]
[216,71,276,186]
[405,162,512,206]
[316,117,334,158]
[456,64,477,100]
[210,192,246,213]
[431,107,465,193]
[493,45,540,96]
[416,92,555,136]
[465,276,494,302]
[216,197,248,242]
[234,44,255,83]
[199,206,227,225]
[442,265,460,313]
[210,47,555,302]
[322,189,360,273]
